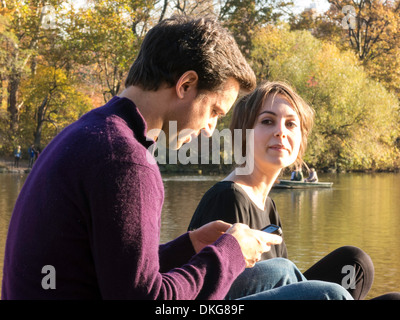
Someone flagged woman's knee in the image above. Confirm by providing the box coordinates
[260,257,297,270]
[256,258,295,273]
[308,281,353,300]
[332,246,374,272]
[335,246,374,297]
[255,258,305,283]
[335,246,373,263]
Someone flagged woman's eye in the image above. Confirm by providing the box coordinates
[261,119,273,125]
[287,121,298,128]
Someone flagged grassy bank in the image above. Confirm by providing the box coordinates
[0,157,32,174]
[1,156,398,176]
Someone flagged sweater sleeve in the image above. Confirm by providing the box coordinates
[87,161,245,300]
[158,233,196,273]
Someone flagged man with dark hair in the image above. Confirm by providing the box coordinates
[2,15,354,301]
[2,15,276,300]
[125,15,255,92]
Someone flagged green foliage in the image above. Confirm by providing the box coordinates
[71,0,146,101]
[290,0,400,99]
[250,25,400,171]
[220,0,292,58]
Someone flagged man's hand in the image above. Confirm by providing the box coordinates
[189,221,282,268]
[189,220,232,253]
[225,223,282,268]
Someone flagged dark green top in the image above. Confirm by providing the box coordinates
[188,181,288,260]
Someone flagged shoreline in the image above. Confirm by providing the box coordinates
[0,157,398,175]
[0,158,32,174]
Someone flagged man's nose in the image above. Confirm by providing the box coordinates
[202,117,218,138]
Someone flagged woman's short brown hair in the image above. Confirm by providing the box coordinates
[125,15,256,93]
[230,81,314,168]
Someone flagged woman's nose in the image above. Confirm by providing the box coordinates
[274,122,287,138]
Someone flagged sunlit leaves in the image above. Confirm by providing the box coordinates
[19,65,92,147]
[251,25,400,170]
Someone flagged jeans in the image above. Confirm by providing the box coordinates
[226,258,353,300]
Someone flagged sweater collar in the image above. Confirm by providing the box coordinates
[108,96,155,149]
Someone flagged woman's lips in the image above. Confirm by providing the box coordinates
[269,144,289,152]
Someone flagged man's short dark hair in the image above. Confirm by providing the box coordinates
[125,15,256,92]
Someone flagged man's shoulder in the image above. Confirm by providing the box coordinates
[37,98,158,179]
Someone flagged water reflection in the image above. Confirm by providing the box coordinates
[161,175,223,243]
[0,174,27,291]
[1,172,399,299]
[160,173,400,299]
[270,173,400,299]
[272,187,333,218]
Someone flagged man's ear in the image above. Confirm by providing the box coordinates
[176,70,199,99]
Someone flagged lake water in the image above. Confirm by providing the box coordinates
[1,171,399,299]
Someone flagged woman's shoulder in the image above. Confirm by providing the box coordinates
[203,181,249,203]
[265,196,277,209]
[188,181,251,230]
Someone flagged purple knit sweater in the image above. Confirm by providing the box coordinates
[2,96,245,300]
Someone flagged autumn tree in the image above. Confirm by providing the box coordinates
[0,0,155,154]
[327,0,400,60]
[170,0,215,16]
[0,0,65,134]
[289,5,343,44]
[19,66,92,148]
[251,25,400,170]
[69,0,157,103]
[293,1,400,97]
[218,0,292,58]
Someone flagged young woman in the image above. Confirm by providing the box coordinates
[188,81,375,300]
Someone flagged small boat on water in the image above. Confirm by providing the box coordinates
[273,179,333,189]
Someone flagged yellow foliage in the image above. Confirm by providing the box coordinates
[251,24,400,170]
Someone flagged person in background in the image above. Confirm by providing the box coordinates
[305,167,318,182]
[28,145,36,168]
[290,166,303,181]
[13,146,21,168]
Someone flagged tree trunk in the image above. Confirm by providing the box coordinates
[7,74,21,133]
[33,95,49,148]
[0,74,4,109]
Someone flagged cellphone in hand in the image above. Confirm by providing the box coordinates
[260,224,282,236]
